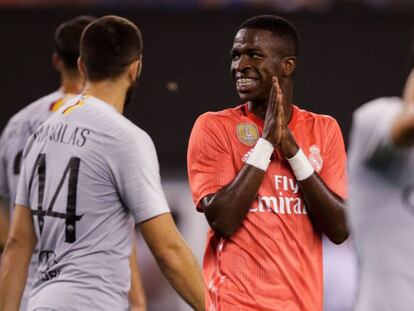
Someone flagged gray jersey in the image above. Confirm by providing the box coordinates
[0,90,65,213]
[16,95,170,311]
[348,97,414,310]
[0,90,68,311]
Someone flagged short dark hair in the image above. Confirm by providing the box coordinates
[239,15,299,57]
[54,15,96,70]
[80,15,143,82]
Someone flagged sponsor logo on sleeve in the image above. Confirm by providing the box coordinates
[236,123,259,146]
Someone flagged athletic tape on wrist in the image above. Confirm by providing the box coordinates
[286,149,314,181]
[246,138,274,171]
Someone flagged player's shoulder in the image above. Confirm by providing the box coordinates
[84,96,152,145]
[354,97,402,121]
[23,90,63,114]
[194,105,243,128]
[295,105,339,127]
[4,90,62,130]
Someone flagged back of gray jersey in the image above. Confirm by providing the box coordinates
[0,90,64,214]
[16,95,170,311]
[0,90,68,311]
[348,97,414,310]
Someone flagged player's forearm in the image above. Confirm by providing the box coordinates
[0,237,33,311]
[0,218,9,252]
[202,164,265,238]
[154,239,205,311]
[298,174,348,244]
[392,108,414,147]
[128,236,146,311]
[0,199,10,252]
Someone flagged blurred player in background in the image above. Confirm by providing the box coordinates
[0,16,147,311]
[0,15,205,311]
[347,53,414,310]
[187,15,348,310]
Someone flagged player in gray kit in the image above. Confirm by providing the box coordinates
[0,16,205,311]
[0,16,146,311]
[347,62,414,309]
[0,16,94,311]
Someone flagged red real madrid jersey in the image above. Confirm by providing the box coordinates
[187,104,347,311]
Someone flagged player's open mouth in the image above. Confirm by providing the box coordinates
[236,78,258,92]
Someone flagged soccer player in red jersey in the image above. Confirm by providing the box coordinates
[187,15,348,311]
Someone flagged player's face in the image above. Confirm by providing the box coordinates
[230,28,282,103]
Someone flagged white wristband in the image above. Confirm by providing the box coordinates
[246,138,274,171]
[286,149,314,181]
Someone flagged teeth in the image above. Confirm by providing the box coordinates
[237,78,256,87]
[239,78,255,83]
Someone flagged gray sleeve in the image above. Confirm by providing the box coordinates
[349,98,403,166]
[109,129,170,224]
[0,126,9,199]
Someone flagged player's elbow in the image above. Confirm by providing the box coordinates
[4,233,33,251]
[152,237,188,267]
[2,235,31,262]
[209,221,238,239]
[204,205,239,238]
[329,228,349,245]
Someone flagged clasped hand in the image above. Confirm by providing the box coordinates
[262,76,299,158]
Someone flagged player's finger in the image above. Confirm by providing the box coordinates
[268,79,276,115]
[271,76,279,116]
[274,77,283,115]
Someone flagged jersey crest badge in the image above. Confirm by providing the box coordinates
[236,123,259,146]
[308,145,323,172]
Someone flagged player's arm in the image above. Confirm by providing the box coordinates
[393,69,414,147]
[392,105,414,147]
[200,79,283,238]
[139,213,205,311]
[202,165,266,238]
[293,174,347,244]
[0,198,9,252]
[128,234,147,311]
[273,77,348,244]
[0,204,36,311]
[112,131,205,310]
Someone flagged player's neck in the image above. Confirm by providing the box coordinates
[60,76,84,95]
[248,101,293,123]
[60,70,84,95]
[83,80,127,114]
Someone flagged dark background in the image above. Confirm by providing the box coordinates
[0,8,412,170]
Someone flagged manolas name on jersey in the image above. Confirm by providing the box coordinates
[16,95,170,311]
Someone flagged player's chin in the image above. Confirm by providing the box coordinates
[237,91,257,103]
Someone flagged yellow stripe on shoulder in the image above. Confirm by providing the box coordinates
[63,95,87,115]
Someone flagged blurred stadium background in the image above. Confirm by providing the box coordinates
[1,0,413,310]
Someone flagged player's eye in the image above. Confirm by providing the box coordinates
[251,53,262,59]
[231,52,240,61]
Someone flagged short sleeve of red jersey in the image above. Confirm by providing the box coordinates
[319,118,347,199]
[187,113,236,211]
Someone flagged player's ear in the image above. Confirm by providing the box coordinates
[52,52,62,71]
[282,56,296,77]
[77,57,87,81]
[128,59,141,83]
